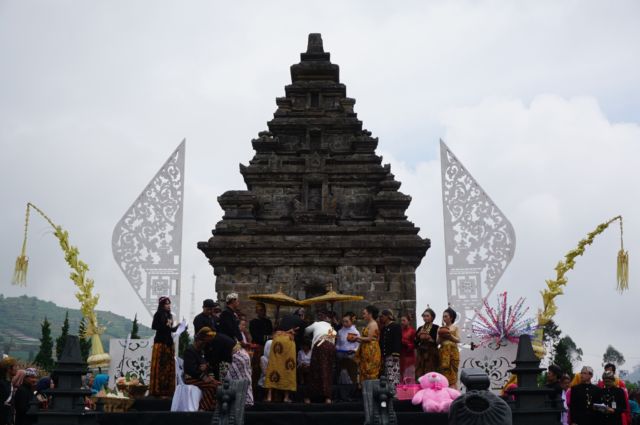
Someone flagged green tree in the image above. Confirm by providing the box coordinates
[178,329,191,358]
[55,311,70,359]
[552,335,583,375]
[34,317,55,371]
[78,318,92,362]
[542,320,562,363]
[130,314,140,339]
[603,345,625,368]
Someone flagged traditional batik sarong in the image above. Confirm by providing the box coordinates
[251,344,264,391]
[439,342,460,387]
[355,327,381,383]
[307,339,336,400]
[415,341,439,380]
[384,355,401,388]
[183,377,217,411]
[264,331,297,392]
[150,343,176,397]
[227,345,254,406]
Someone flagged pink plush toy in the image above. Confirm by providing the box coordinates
[411,372,461,413]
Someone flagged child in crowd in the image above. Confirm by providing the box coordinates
[297,339,312,386]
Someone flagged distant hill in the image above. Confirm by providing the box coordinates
[0,294,153,361]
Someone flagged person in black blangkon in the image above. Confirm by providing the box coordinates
[546,364,564,401]
[249,302,273,392]
[599,370,628,425]
[568,366,601,425]
[216,293,242,379]
[218,293,243,342]
[193,299,218,333]
[379,309,402,388]
[182,327,219,411]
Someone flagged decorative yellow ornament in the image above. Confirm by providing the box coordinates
[535,215,628,358]
[12,203,110,367]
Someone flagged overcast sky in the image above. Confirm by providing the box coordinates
[1,1,639,373]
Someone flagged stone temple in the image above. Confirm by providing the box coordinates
[198,33,430,318]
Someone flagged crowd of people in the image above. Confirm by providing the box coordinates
[0,360,56,425]
[502,362,640,425]
[148,293,463,410]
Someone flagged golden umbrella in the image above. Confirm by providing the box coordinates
[300,284,364,312]
[248,286,303,320]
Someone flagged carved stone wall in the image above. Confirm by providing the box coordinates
[198,34,430,319]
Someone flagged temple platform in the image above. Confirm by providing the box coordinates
[98,399,448,425]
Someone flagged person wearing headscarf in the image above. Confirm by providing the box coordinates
[414,308,439,380]
[91,374,109,396]
[355,305,382,384]
[150,296,179,397]
[437,307,460,389]
[14,368,38,425]
[183,327,219,411]
[303,311,337,404]
[35,376,53,409]
[1,357,18,425]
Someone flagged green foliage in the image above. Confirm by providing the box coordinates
[542,320,562,363]
[178,329,191,358]
[55,311,70,359]
[78,318,92,362]
[34,317,55,372]
[552,335,583,375]
[130,314,140,339]
[602,345,625,368]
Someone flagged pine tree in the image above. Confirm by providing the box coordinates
[78,317,92,362]
[34,317,55,372]
[178,329,191,358]
[130,314,140,339]
[55,311,70,360]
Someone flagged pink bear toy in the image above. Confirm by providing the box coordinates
[411,371,461,413]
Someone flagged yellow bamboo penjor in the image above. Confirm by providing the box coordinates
[12,203,111,368]
[533,215,628,357]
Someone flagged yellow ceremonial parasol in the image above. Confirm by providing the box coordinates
[300,283,364,312]
[248,286,303,320]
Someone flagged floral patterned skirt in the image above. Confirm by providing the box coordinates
[438,343,459,387]
[355,341,381,383]
[264,332,297,392]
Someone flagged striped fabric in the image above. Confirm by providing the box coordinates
[183,377,217,411]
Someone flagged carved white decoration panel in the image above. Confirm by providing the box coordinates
[112,140,185,319]
[107,338,153,388]
[440,140,515,343]
[460,341,518,393]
